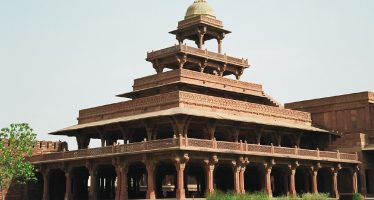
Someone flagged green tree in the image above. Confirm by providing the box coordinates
[0,123,37,200]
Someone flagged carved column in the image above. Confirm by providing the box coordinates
[76,135,90,149]
[89,167,98,200]
[239,165,246,194]
[331,166,341,199]
[146,161,156,200]
[199,59,208,73]
[197,26,206,49]
[171,116,190,137]
[311,164,321,194]
[175,154,189,199]
[114,163,128,200]
[42,170,50,200]
[64,171,71,200]
[289,162,299,197]
[216,33,225,54]
[255,128,262,145]
[152,59,164,74]
[217,39,222,54]
[237,157,249,194]
[264,160,275,198]
[232,161,241,194]
[204,120,216,140]
[231,127,240,142]
[352,167,359,193]
[204,155,218,196]
[176,54,187,70]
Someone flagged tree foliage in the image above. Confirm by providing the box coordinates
[0,123,37,196]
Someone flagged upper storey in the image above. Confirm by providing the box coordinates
[146,0,250,80]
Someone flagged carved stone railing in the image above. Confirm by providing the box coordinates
[147,44,249,66]
[178,15,224,29]
[132,69,263,96]
[78,90,311,125]
[29,137,358,164]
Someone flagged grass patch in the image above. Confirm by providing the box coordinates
[207,192,330,200]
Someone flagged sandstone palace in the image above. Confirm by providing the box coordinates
[6,1,374,200]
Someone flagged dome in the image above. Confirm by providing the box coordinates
[185,0,216,19]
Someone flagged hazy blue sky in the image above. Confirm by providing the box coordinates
[0,0,373,149]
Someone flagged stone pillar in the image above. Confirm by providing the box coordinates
[100,138,105,147]
[239,166,246,194]
[204,156,218,196]
[352,168,358,193]
[232,162,241,194]
[311,168,319,193]
[146,161,156,200]
[65,171,71,200]
[216,40,222,54]
[289,164,298,197]
[89,167,98,200]
[264,162,274,198]
[197,26,207,49]
[331,166,341,199]
[175,157,188,200]
[42,171,50,200]
[311,163,321,194]
[231,128,240,143]
[119,166,128,200]
[216,33,225,54]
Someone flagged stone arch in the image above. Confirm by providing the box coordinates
[244,164,264,193]
[295,166,312,195]
[185,162,206,198]
[338,168,354,194]
[128,162,147,199]
[97,164,117,200]
[71,166,89,200]
[214,164,234,192]
[49,168,66,200]
[155,162,177,199]
[271,165,289,197]
[318,168,333,195]
[26,172,43,200]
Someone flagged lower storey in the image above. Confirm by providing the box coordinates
[25,152,359,200]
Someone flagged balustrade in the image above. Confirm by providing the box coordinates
[28,137,358,164]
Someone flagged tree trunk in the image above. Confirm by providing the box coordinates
[1,185,4,200]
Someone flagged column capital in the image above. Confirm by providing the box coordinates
[310,162,322,172]
[39,165,50,176]
[263,159,275,170]
[288,161,300,171]
[174,153,189,170]
[332,164,342,173]
[86,160,97,172]
[203,154,219,166]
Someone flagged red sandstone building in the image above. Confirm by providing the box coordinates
[10,1,371,200]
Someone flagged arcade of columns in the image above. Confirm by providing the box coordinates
[35,153,358,200]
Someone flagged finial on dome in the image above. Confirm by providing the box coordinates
[185,0,216,19]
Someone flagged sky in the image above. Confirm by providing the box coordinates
[0,0,373,150]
